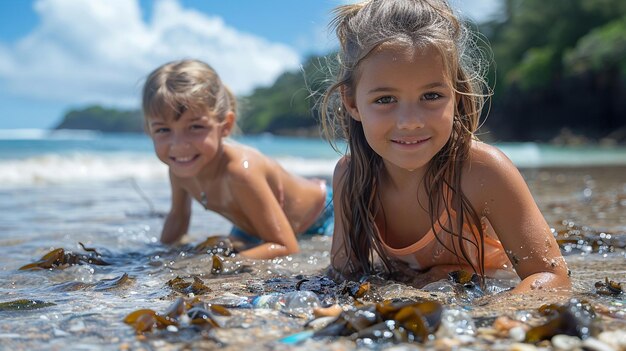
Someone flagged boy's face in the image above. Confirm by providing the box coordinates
[147,107,234,178]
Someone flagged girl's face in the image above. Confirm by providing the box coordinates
[343,45,456,173]
[148,107,233,178]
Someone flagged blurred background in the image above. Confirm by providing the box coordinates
[1,0,623,144]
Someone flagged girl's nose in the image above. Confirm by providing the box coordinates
[396,104,425,129]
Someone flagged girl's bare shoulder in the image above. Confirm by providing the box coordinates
[462,141,525,204]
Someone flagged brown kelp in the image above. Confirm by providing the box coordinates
[554,221,626,254]
[0,299,56,312]
[123,297,230,334]
[594,277,624,296]
[167,276,211,295]
[19,244,110,270]
[313,299,443,343]
[193,236,238,256]
[524,299,599,343]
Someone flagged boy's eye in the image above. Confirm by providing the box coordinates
[423,92,442,101]
[153,127,170,134]
[190,124,205,130]
[374,96,396,104]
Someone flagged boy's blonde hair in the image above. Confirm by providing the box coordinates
[142,59,234,125]
[320,0,491,278]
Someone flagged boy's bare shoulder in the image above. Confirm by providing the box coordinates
[223,143,271,184]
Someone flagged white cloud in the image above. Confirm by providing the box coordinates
[0,0,301,108]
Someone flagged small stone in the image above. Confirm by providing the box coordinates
[509,326,526,342]
[598,330,626,351]
[509,342,539,351]
[582,337,617,351]
[551,334,582,351]
[52,329,69,337]
[494,316,525,332]
[434,337,461,349]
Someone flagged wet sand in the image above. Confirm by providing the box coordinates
[1,166,625,350]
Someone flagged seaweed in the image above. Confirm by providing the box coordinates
[48,273,133,292]
[93,273,132,291]
[594,277,623,296]
[19,246,110,270]
[123,297,230,334]
[524,299,599,343]
[167,276,211,295]
[0,299,56,312]
[312,299,443,343]
[554,221,626,254]
[194,236,238,256]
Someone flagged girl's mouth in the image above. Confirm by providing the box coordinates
[391,137,430,145]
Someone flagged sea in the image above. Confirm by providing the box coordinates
[1,129,625,350]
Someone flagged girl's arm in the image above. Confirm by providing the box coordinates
[229,168,300,260]
[329,157,358,275]
[160,174,192,244]
[467,143,571,293]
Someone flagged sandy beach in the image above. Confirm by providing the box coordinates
[1,163,624,350]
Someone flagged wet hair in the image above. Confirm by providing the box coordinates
[320,0,491,278]
[142,59,234,126]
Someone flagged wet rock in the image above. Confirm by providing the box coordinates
[509,342,539,351]
[551,334,582,350]
[582,337,617,351]
[509,326,527,342]
[598,330,626,351]
[436,309,476,338]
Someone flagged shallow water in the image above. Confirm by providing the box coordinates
[1,166,625,350]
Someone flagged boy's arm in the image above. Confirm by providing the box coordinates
[229,170,300,259]
[467,143,571,293]
[160,175,192,244]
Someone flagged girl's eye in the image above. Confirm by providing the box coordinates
[423,92,442,101]
[190,124,205,130]
[374,96,396,104]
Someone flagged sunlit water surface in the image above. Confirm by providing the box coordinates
[0,132,625,350]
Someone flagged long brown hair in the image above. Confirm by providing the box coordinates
[319,0,491,278]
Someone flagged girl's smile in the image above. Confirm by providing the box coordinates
[343,44,456,173]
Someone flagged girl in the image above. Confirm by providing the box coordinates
[320,0,570,293]
[143,59,333,259]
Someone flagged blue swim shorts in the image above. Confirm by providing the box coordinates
[230,184,334,247]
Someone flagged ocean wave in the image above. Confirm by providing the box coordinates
[0,129,101,140]
[0,153,338,187]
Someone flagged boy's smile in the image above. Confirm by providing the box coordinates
[148,108,233,178]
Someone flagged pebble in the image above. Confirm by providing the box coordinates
[509,342,539,351]
[53,328,69,337]
[434,337,462,349]
[494,316,525,333]
[598,330,626,351]
[582,337,617,351]
[551,334,581,350]
[509,326,526,342]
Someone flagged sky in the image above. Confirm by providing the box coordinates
[0,0,500,130]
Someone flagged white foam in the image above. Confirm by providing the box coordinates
[0,153,168,187]
[0,153,337,187]
[0,129,101,140]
